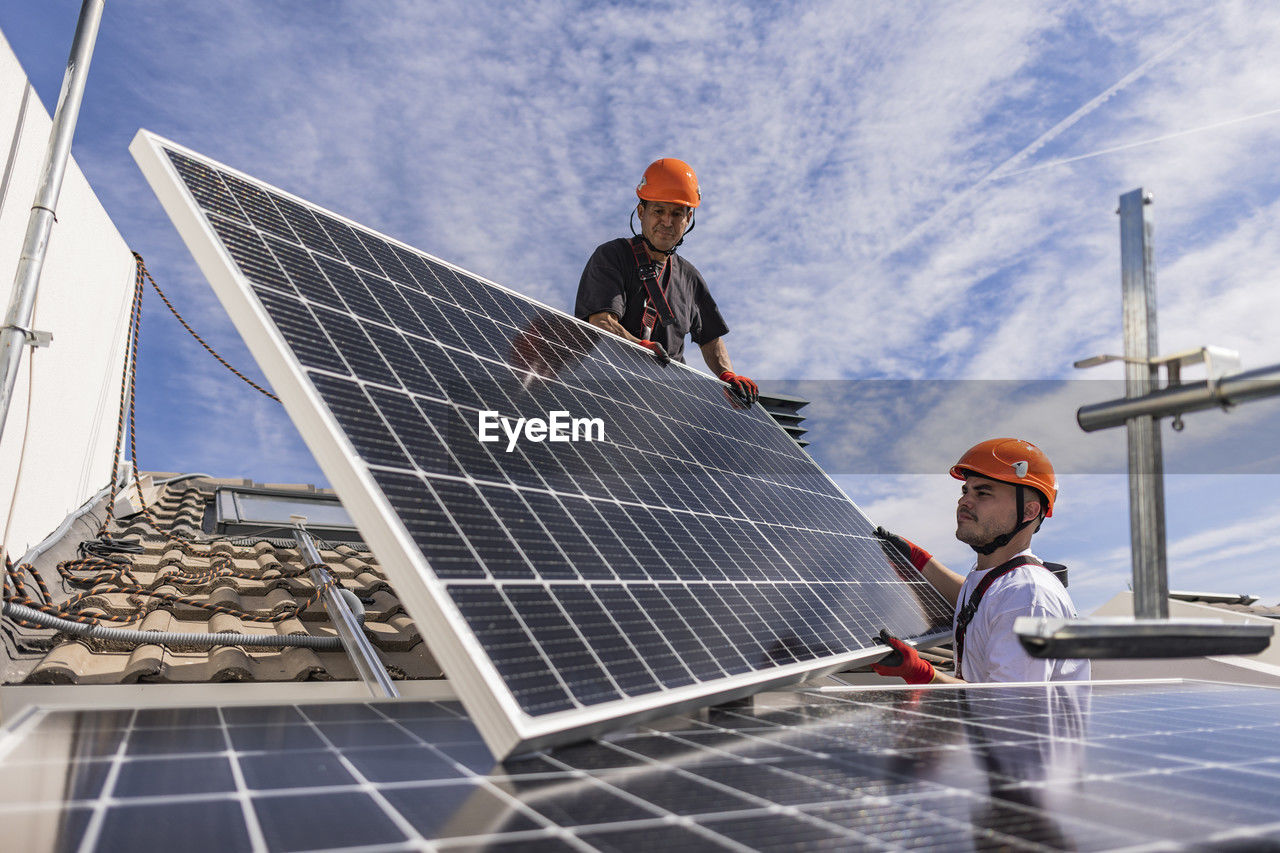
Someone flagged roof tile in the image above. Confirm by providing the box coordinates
[6,477,440,686]
[120,645,164,683]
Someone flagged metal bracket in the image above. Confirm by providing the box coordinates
[3,324,53,348]
[1075,345,1241,428]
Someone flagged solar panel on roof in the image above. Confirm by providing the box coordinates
[130,130,953,756]
[5,681,1280,850]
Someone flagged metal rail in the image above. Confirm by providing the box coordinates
[292,519,399,699]
[1078,363,1280,431]
[0,0,106,445]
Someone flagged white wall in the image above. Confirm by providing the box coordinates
[0,28,135,557]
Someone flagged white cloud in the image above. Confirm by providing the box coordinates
[7,0,1280,609]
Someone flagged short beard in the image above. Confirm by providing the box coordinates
[955,524,988,548]
[955,514,1016,549]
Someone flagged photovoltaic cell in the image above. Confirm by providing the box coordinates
[5,682,1280,851]
[132,131,953,756]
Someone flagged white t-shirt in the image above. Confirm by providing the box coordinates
[953,550,1090,683]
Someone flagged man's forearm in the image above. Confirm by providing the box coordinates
[699,337,732,375]
[920,557,966,608]
[587,311,641,343]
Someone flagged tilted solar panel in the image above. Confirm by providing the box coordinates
[130,130,952,756]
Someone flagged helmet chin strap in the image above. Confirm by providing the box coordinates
[969,485,1039,556]
[630,208,695,255]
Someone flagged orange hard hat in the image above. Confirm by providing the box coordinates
[949,438,1058,518]
[636,158,701,208]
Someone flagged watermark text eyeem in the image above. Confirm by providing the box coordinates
[478,410,604,452]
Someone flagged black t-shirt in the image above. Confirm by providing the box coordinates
[574,238,729,363]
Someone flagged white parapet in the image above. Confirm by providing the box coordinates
[0,27,135,557]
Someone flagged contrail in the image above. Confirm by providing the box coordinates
[870,10,1214,264]
[992,107,1280,180]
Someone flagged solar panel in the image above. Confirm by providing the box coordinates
[130,130,953,756]
[5,681,1280,850]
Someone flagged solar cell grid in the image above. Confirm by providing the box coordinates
[133,131,953,754]
[222,172,295,241]
[6,683,1280,851]
[270,193,341,257]
[166,151,244,223]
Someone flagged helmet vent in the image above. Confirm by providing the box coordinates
[1012,461,1029,478]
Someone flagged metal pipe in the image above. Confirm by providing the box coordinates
[292,520,399,698]
[1078,362,1280,432]
[2,601,345,649]
[1118,189,1169,620]
[0,0,106,446]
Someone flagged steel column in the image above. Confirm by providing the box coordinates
[1118,189,1168,619]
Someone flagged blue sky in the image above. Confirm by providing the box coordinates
[3,1,1280,613]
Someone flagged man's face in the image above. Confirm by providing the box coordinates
[955,475,1023,547]
[637,201,693,253]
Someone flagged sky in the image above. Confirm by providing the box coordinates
[2,1,1280,614]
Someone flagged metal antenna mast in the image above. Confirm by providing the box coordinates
[1117,189,1168,619]
[1016,188,1277,660]
[0,0,107,445]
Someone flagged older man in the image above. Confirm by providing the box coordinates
[874,438,1089,684]
[574,158,757,407]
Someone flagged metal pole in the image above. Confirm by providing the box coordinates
[1118,189,1169,619]
[0,0,106,446]
[292,520,399,699]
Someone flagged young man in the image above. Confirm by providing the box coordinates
[874,438,1089,684]
[574,158,758,407]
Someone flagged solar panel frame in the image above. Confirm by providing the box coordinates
[130,130,952,757]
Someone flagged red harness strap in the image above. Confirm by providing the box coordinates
[954,554,1045,678]
[628,236,674,340]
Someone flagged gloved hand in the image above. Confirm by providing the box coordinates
[719,371,759,409]
[638,339,671,365]
[871,631,935,684]
[874,525,932,571]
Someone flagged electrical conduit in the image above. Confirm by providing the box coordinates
[2,601,345,649]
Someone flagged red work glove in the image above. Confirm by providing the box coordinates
[874,526,932,571]
[637,339,671,365]
[719,371,759,409]
[871,632,935,685]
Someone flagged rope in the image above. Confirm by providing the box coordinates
[133,252,279,402]
[0,255,340,635]
[98,261,143,537]
[5,554,337,627]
